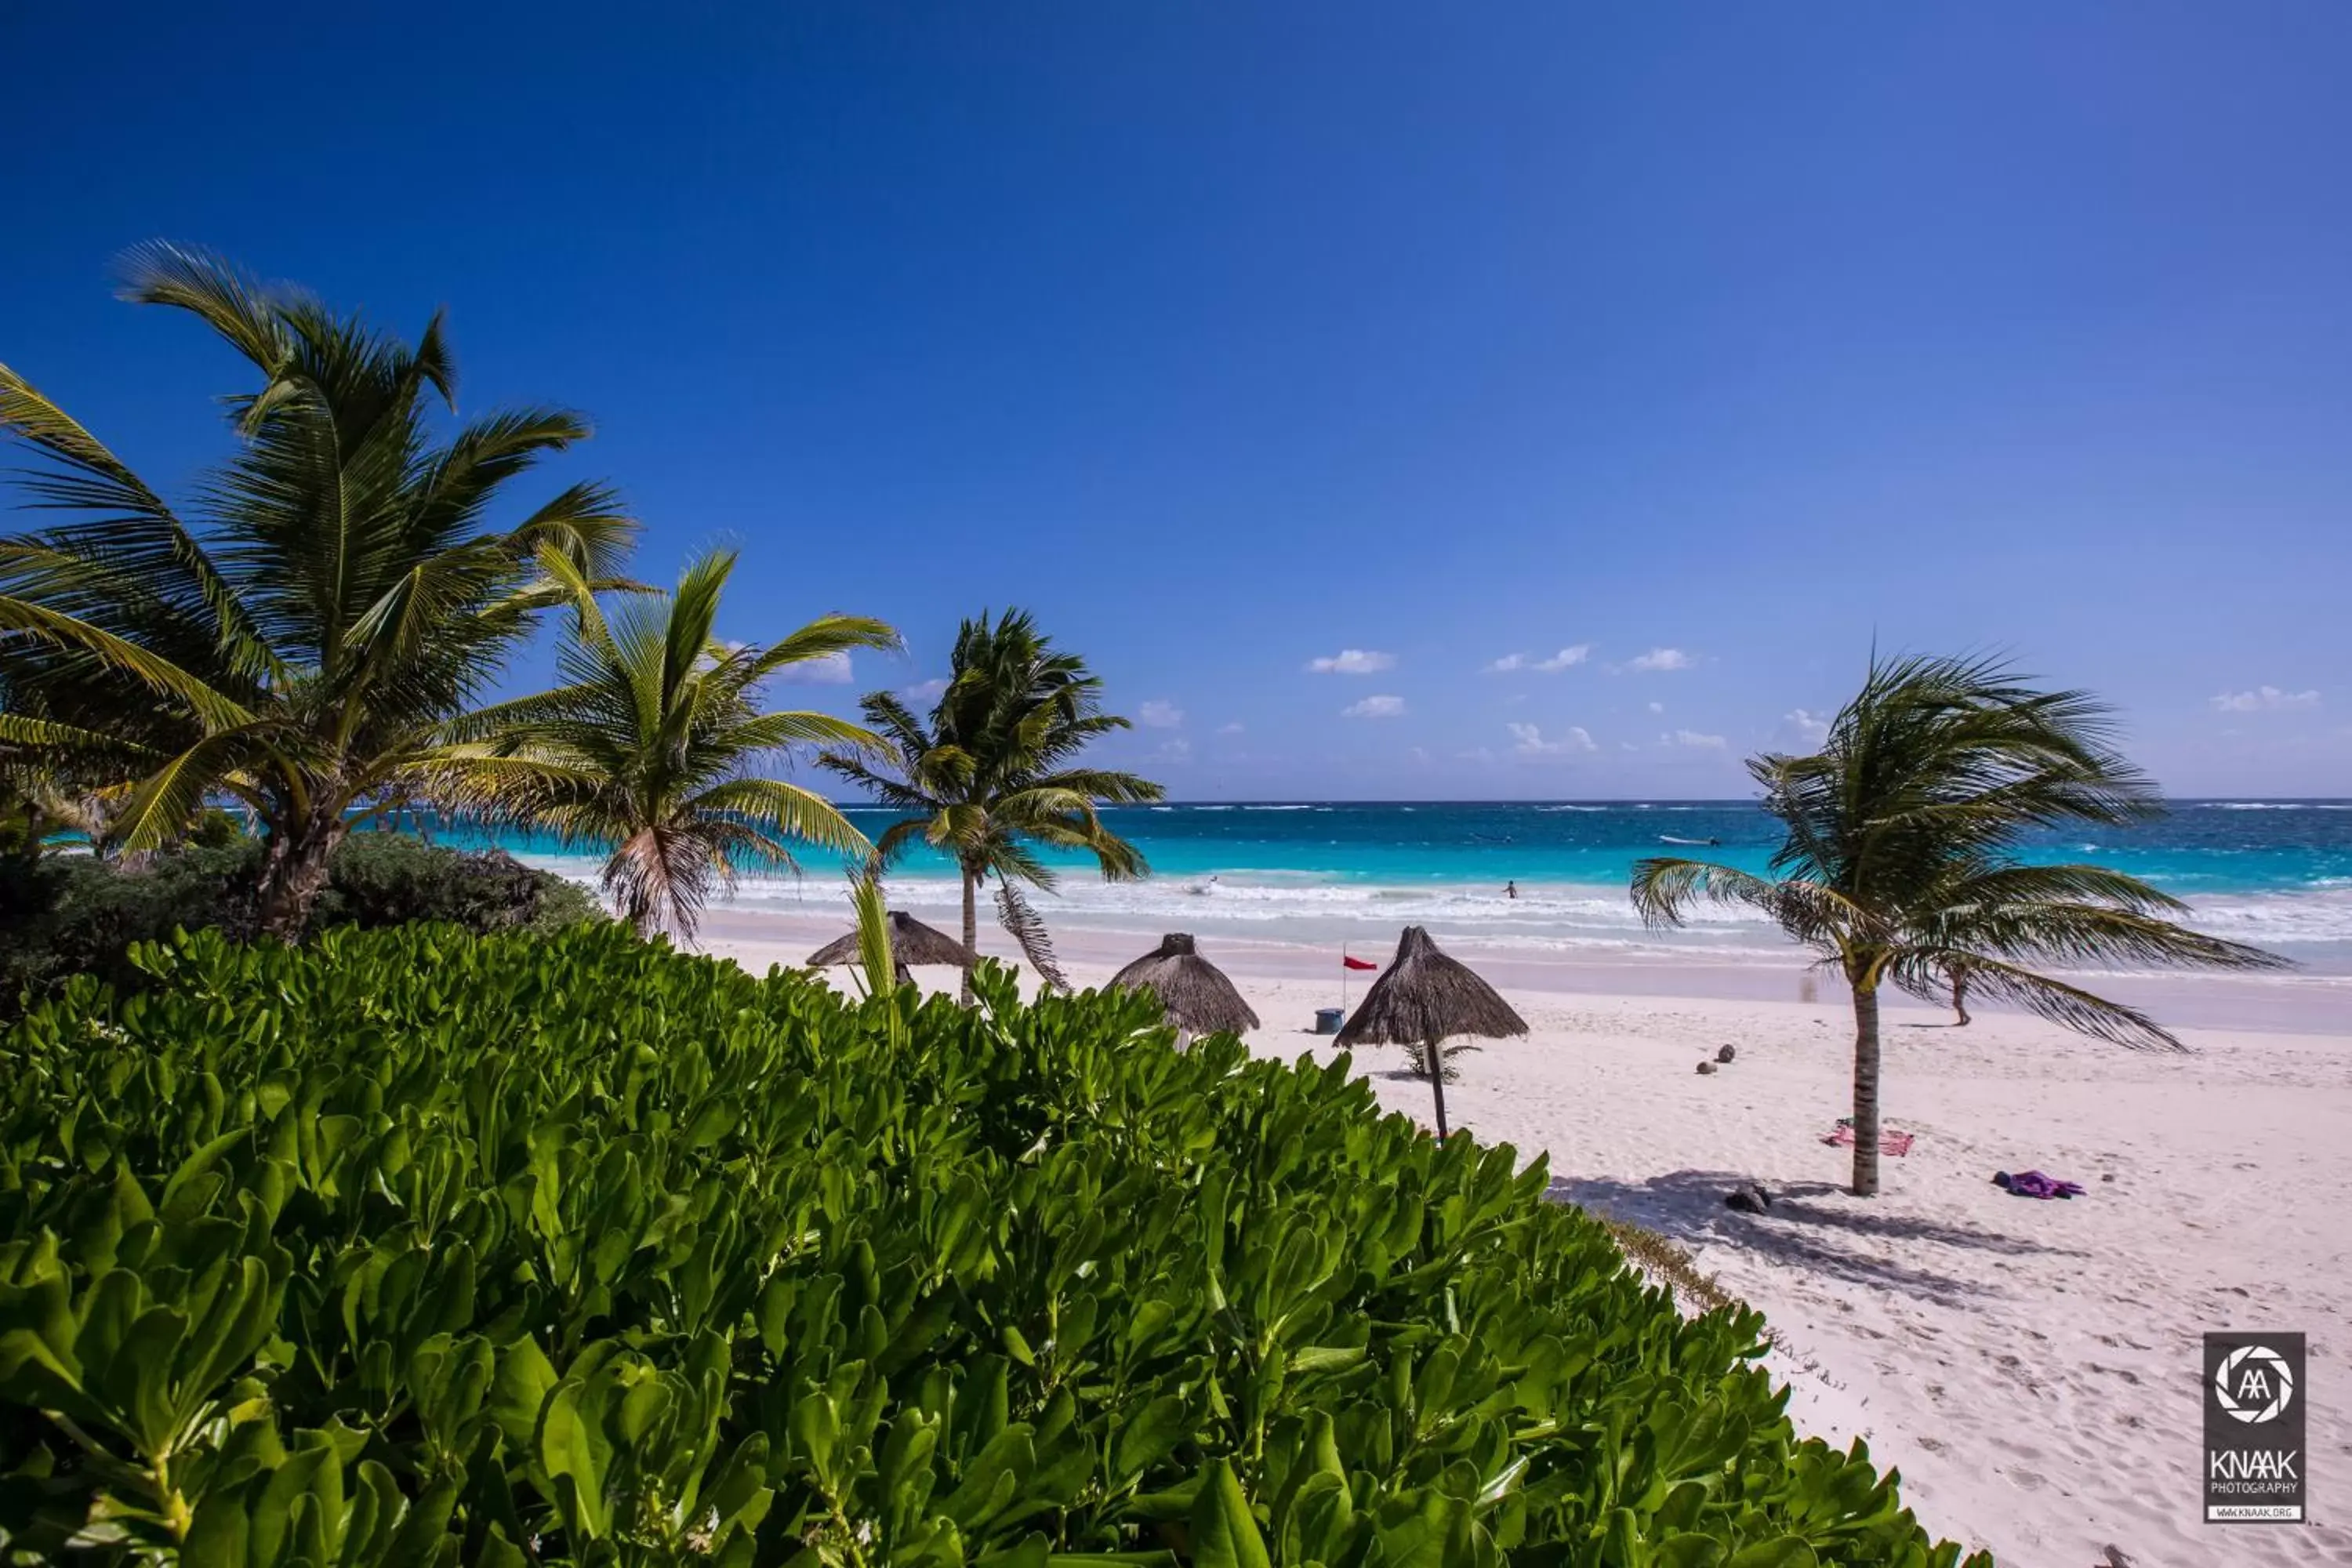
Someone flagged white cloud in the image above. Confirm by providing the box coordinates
[1410,746,1432,764]
[1342,694,1406,719]
[1783,707,1830,745]
[1666,729,1726,750]
[899,677,948,702]
[782,651,855,684]
[1308,649,1396,675]
[1624,647,1693,673]
[1507,722,1595,756]
[1646,701,1664,714]
[1217,721,1245,735]
[2211,686,2321,713]
[1456,746,1497,764]
[1485,644,1591,674]
[1138,699,1184,728]
[1155,738,1192,763]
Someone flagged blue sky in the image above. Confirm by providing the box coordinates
[6,4,2348,799]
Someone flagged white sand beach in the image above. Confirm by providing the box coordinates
[701,910,2352,1566]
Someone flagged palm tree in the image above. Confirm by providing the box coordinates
[439,550,895,941]
[819,610,1164,1000]
[0,245,633,938]
[1630,653,2285,1196]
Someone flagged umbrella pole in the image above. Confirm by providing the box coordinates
[1341,948,1349,1015]
[1427,1034,1449,1139]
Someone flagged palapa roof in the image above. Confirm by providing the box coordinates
[1334,926,1528,1047]
[1108,932,1261,1035]
[804,910,978,971]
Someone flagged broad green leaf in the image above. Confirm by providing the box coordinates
[1188,1458,1272,1568]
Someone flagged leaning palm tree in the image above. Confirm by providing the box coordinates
[0,244,633,937]
[437,550,895,941]
[1631,653,2285,1197]
[819,609,1163,1000]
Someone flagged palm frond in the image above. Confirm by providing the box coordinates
[995,880,1069,993]
[737,614,903,684]
[1881,949,2186,1051]
[108,730,267,854]
[1629,856,1869,952]
[724,710,887,757]
[848,862,896,999]
[1907,902,2287,978]
[0,593,252,729]
[684,777,873,864]
[0,712,159,757]
[114,241,292,374]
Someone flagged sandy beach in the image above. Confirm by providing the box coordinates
[703,908,2352,1566]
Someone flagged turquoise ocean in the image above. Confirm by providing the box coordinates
[454,799,2352,975]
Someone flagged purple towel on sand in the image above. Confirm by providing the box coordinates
[1994,1169,2084,1200]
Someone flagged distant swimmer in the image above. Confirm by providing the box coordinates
[1504,880,1518,900]
[1188,875,1220,896]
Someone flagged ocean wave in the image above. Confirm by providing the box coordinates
[500,845,2352,965]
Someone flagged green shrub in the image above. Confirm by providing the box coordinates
[0,845,256,1007]
[0,835,601,1015]
[308,832,601,937]
[0,926,1990,1566]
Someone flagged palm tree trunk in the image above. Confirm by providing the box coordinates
[256,818,343,942]
[1850,982,1882,1197]
[960,865,978,1005]
[1427,1034,1450,1138]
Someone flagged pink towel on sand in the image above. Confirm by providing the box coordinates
[1824,1124,1915,1156]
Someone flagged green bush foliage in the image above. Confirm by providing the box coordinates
[0,925,1990,1566]
[0,837,601,1015]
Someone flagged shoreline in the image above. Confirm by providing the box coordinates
[697,902,2352,1564]
[696,904,2352,1036]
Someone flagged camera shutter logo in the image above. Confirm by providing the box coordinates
[2213,1343,2295,1425]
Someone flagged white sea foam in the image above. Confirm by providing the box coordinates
[509,851,2352,968]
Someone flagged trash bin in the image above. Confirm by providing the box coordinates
[1314,1007,1344,1035]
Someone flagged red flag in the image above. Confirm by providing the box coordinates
[1342,954,1377,971]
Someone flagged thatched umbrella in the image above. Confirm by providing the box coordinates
[1334,925,1527,1138]
[1109,933,1261,1039]
[804,910,978,988]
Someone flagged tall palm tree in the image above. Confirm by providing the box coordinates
[820,609,1164,1000]
[440,550,895,941]
[0,245,633,937]
[1630,653,2284,1196]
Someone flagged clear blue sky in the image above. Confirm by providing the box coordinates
[7,3,2347,799]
